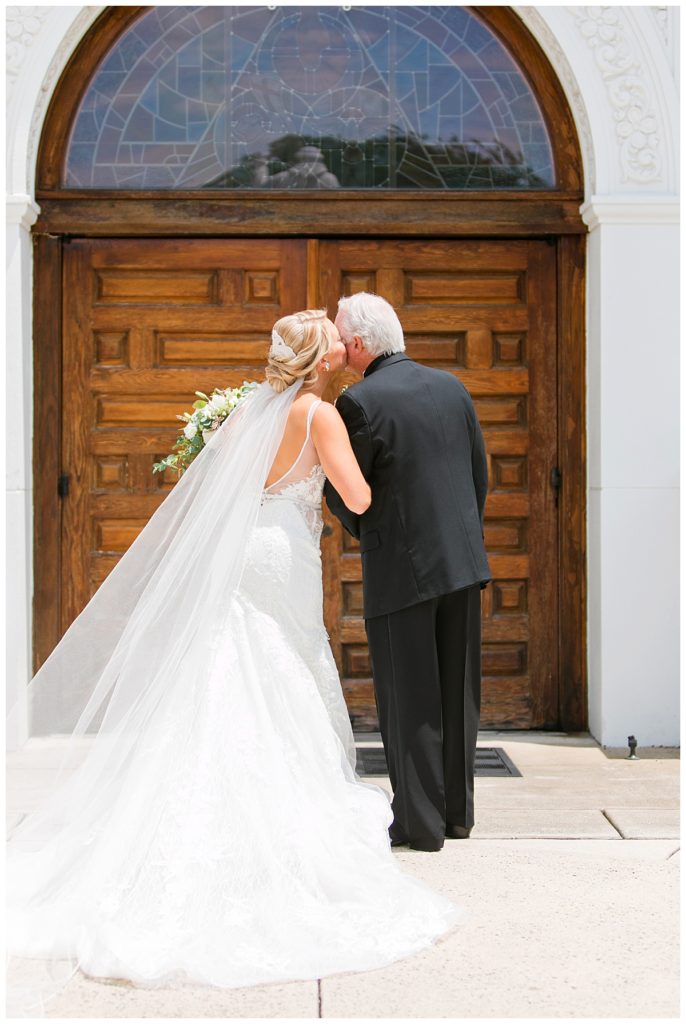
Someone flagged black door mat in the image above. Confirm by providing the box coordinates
[355,745,521,778]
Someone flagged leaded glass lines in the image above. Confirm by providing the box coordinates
[65,5,555,190]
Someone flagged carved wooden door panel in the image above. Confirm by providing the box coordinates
[60,236,558,731]
[61,238,307,629]
[317,240,558,730]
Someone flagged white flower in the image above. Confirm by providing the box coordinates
[183,421,197,440]
[209,393,227,412]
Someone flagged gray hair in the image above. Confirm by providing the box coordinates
[337,292,405,357]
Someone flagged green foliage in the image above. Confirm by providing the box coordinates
[152,381,258,477]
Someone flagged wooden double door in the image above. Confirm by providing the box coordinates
[59,237,558,730]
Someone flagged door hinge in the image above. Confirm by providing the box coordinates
[551,466,561,508]
[58,473,70,498]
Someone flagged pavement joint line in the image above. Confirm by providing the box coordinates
[665,846,680,860]
[600,808,625,838]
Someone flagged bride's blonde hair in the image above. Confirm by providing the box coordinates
[265,308,331,394]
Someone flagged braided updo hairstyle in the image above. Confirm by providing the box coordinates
[265,308,331,394]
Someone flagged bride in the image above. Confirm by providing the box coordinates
[6,308,464,1014]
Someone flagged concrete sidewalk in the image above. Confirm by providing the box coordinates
[6,732,680,1018]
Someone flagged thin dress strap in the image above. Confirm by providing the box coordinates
[305,397,322,435]
[264,399,322,492]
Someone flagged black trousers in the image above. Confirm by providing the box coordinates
[365,583,482,848]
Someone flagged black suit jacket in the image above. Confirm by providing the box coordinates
[324,353,491,619]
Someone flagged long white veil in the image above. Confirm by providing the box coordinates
[6,376,305,1014]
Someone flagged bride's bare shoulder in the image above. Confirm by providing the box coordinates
[308,400,345,437]
[277,393,324,440]
[288,392,327,421]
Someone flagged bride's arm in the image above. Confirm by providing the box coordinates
[311,402,372,515]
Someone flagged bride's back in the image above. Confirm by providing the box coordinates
[263,394,321,492]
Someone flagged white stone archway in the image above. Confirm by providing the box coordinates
[5,6,680,749]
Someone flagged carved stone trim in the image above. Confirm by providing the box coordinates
[651,6,670,48]
[514,8,596,196]
[6,6,51,89]
[25,6,104,195]
[6,194,40,231]
[580,193,679,230]
[574,7,661,184]
[650,5,678,82]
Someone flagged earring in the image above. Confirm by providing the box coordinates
[324,360,331,371]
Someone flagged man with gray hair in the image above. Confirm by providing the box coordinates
[325,292,491,853]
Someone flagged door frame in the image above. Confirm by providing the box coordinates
[31,3,587,730]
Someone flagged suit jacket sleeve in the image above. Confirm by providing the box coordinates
[323,391,374,541]
[468,402,491,590]
[470,408,489,537]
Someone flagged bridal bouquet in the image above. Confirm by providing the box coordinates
[152,381,258,476]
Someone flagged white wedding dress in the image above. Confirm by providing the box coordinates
[7,397,464,1007]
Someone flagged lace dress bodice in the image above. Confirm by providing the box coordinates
[240,394,349,758]
[260,399,325,544]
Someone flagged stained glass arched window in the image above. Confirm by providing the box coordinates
[65,6,555,190]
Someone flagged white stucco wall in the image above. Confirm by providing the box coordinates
[5,5,680,749]
[582,200,680,747]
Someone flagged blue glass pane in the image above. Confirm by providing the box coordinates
[64,6,555,189]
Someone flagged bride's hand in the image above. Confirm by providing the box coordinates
[311,403,371,515]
